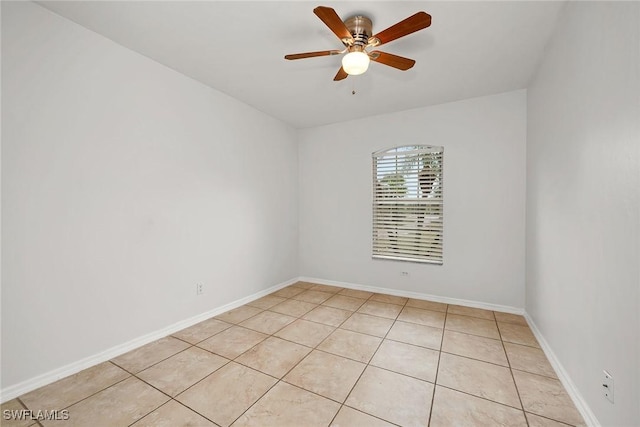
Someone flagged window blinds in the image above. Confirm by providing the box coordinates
[372,145,443,264]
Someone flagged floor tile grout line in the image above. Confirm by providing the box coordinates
[166,396,223,426]
[228,284,365,426]
[427,305,448,427]
[124,390,173,427]
[338,404,404,426]
[523,411,577,427]
[438,349,511,369]
[434,384,529,412]
[510,367,563,381]
[335,297,411,426]
[496,311,530,427]
[27,371,134,415]
[115,342,198,377]
[217,285,371,425]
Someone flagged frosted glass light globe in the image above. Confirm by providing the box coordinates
[342,51,370,75]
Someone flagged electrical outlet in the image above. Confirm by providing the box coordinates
[602,370,614,403]
[196,283,204,295]
[401,271,409,277]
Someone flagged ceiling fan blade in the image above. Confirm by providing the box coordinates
[284,50,342,60]
[370,12,431,46]
[333,67,348,81]
[369,51,416,70]
[314,6,353,42]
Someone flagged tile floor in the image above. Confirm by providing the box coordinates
[2,282,585,427]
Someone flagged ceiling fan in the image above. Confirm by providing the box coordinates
[284,6,432,81]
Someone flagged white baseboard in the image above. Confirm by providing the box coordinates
[524,313,600,427]
[0,277,296,403]
[299,276,525,315]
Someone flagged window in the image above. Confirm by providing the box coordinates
[372,145,443,264]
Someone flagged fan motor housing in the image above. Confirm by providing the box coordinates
[343,15,372,46]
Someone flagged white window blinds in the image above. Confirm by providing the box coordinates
[372,145,443,264]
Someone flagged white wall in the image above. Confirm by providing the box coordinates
[1,1,298,389]
[526,2,639,425]
[299,90,527,309]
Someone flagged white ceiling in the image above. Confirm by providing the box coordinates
[37,1,566,129]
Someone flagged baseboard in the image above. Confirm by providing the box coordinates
[0,277,296,403]
[524,313,600,427]
[299,276,524,315]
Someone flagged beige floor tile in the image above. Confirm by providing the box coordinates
[505,342,557,378]
[197,326,267,359]
[331,406,395,427]
[495,312,528,326]
[370,340,439,382]
[370,293,408,305]
[215,305,263,324]
[338,289,374,299]
[437,352,521,408]
[445,314,500,339]
[172,318,231,344]
[20,362,130,411]
[176,362,276,427]
[269,299,318,317]
[430,386,527,427]
[1,399,32,427]
[131,400,216,426]
[526,412,577,427]
[274,319,335,347]
[292,289,334,304]
[499,322,540,347]
[441,330,508,366]
[232,382,340,427]
[246,295,287,309]
[236,336,311,378]
[322,295,366,311]
[284,350,366,402]
[272,286,305,298]
[386,321,443,350]
[291,281,316,289]
[43,377,169,427]
[111,337,191,373]
[406,298,448,312]
[317,329,382,363]
[513,370,584,426]
[447,305,496,320]
[340,313,394,337]
[137,347,228,396]
[346,366,433,426]
[357,301,403,319]
[309,284,343,294]
[239,311,296,334]
[397,306,446,328]
[303,306,352,327]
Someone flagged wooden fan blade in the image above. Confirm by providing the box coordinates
[284,50,341,60]
[314,6,353,42]
[370,12,431,46]
[369,51,416,70]
[334,67,348,81]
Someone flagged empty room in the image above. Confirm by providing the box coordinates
[1,1,638,426]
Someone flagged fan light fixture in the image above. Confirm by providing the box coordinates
[284,7,431,81]
[342,51,370,75]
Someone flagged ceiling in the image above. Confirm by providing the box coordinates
[37,1,566,129]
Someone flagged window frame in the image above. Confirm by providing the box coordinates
[372,145,444,264]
